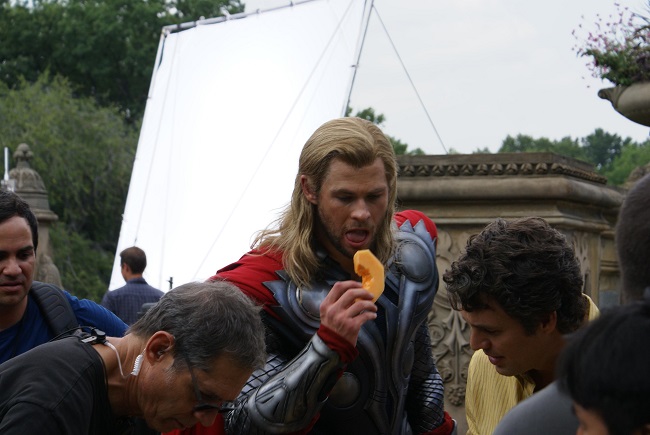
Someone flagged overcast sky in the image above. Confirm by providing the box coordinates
[242,0,650,155]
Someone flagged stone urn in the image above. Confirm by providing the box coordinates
[598,82,650,127]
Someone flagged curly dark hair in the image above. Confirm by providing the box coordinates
[443,217,587,334]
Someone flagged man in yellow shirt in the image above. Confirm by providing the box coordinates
[443,217,598,435]
[492,173,650,435]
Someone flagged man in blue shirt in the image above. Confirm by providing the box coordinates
[101,246,164,325]
[0,190,127,364]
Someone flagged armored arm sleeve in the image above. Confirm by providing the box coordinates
[225,333,345,435]
[405,321,446,433]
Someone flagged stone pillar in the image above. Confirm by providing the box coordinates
[396,152,624,433]
[9,143,62,287]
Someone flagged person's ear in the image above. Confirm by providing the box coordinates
[538,311,558,334]
[300,175,318,204]
[144,331,175,363]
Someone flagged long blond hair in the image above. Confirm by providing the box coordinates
[252,117,398,289]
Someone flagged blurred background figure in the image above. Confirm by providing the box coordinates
[102,246,164,325]
[557,299,650,435]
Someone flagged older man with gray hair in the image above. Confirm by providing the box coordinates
[0,280,267,434]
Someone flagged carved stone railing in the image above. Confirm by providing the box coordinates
[396,152,624,433]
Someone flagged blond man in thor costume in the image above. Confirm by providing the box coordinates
[172,117,455,435]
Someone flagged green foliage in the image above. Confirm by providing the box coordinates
[0,0,242,297]
[496,130,649,186]
[174,0,243,19]
[390,136,424,155]
[499,134,586,161]
[602,141,650,185]
[347,106,425,155]
[0,73,138,298]
[49,223,114,302]
[0,0,244,121]
[349,106,386,125]
[580,128,628,170]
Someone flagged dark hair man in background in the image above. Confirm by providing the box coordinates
[444,217,598,435]
[0,189,127,365]
[102,246,164,325]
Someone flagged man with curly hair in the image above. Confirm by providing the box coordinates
[443,217,598,435]
[493,173,650,435]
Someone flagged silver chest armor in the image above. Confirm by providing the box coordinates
[226,219,445,434]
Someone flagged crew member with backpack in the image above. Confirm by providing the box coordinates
[0,189,127,365]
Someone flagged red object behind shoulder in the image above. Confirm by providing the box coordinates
[162,414,225,435]
[394,210,438,243]
[421,411,455,435]
[209,249,283,318]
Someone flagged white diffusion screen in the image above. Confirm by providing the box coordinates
[110,0,371,291]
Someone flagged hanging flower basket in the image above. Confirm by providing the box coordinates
[574,3,650,127]
[598,82,650,127]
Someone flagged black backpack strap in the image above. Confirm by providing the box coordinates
[30,281,80,337]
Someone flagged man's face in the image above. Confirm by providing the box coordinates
[140,353,253,431]
[461,300,549,377]
[0,216,35,312]
[307,157,389,266]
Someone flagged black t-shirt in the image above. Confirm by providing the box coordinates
[0,336,126,434]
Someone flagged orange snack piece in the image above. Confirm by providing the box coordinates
[353,249,385,302]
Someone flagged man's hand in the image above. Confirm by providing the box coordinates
[319,280,378,346]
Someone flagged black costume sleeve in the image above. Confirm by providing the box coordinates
[224,331,344,434]
[405,321,446,432]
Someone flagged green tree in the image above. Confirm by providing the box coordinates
[0,73,139,300]
[602,141,650,185]
[0,0,244,299]
[496,131,648,186]
[498,134,585,160]
[349,107,386,125]
[347,106,424,155]
[499,134,545,153]
[551,137,588,161]
[0,0,244,121]
[49,224,116,302]
[581,128,628,171]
